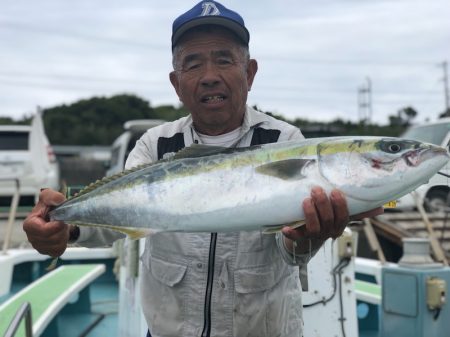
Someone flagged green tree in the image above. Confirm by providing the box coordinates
[389,106,417,127]
[153,104,189,121]
[1,95,421,144]
[43,94,156,145]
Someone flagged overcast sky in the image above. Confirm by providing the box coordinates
[1,0,449,125]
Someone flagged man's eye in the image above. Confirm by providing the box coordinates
[217,58,232,65]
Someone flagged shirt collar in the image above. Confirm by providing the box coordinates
[184,105,266,138]
[242,105,267,132]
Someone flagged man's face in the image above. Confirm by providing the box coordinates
[170,28,258,136]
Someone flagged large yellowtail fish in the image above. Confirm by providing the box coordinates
[49,137,449,238]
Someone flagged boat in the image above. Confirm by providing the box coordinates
[0,246,118,337]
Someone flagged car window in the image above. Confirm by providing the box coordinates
[402,123,450,145]
[0,131,29,150]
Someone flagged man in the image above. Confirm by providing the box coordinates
[23,1,382,336]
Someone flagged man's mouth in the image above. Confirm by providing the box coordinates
[201,95,226,103]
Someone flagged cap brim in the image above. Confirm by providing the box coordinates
[172,16,249,48]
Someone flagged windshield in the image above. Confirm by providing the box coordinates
[0,131,29,150]
[402,123,450,146]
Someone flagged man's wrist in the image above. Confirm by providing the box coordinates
[285,236,324,255]
[68,225,80,243]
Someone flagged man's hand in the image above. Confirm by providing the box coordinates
[282,186,384,254]
[23,189,69,257]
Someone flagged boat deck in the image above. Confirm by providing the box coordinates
[0,256,118,337]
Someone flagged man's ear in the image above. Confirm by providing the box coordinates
[246,59,258,91]
[169,71,182,100]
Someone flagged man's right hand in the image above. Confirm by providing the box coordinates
[23,189,68,257]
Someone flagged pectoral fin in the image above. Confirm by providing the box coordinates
[262,220,305,234]
[113,227,154,240]
[71,222,154,240]
[256,159,314,180]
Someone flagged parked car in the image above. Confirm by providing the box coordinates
[395,118,450,211]
[0,114,60,206]
[107,119,165,176]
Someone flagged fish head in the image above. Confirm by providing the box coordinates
[317,137,450,202]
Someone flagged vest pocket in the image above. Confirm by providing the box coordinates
[140,255,188,336]
[234,267,278,293]
[148,256,187,286]
[233,267,302,337]
[233,266,282,336]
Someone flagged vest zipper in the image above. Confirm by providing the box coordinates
[201,232,217,337]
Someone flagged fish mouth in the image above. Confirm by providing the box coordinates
[403,147,449,167]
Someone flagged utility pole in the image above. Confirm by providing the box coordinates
[357,77,372,123]
[442,61,449,112]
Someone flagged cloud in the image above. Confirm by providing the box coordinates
[0,0,448,125]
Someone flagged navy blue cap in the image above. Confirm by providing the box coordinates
[172,1,250,48]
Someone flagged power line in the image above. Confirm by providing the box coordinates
[0,77,443,104]
[0,21,167,50]
[0,70,443,97]
[251,93,440,105]
[256,83,441,96]
[0,21,441,68]
[0,70,166,86]
[0,78,114,92]
[258,56,437,67]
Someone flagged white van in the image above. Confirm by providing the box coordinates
[396,118,450,211]
[107,119,165,176]
[0,115,60,206]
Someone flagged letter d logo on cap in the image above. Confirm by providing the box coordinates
[201,2,220,16]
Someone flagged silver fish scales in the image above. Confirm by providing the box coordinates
[49,136,449,238]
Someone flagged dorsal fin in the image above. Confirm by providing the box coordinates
[172,144,228,159]
[172,143,263,159]
[65,144,217,200]
[67,163,151,200]
[67,143,259,200]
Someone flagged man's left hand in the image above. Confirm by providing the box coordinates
[282,186,383,254]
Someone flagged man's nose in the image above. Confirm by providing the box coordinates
[200,62,221,87]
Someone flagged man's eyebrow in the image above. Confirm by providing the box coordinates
[182,53,202,65]
[180,50,235,67]
[183,50,232,60]
[211,50,233,58]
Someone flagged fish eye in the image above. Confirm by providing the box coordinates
[383,142,403,153]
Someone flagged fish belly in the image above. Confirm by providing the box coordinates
[132,166,318,232]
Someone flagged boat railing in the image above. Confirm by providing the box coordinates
[4,302,32,337]
[0,264,107,337]
[1,177,20,254]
